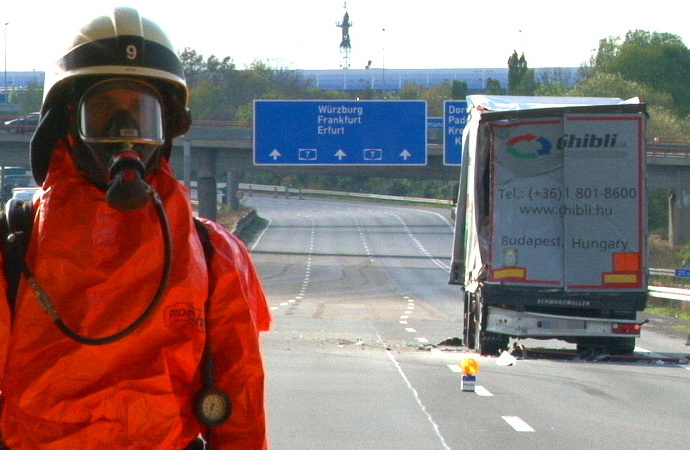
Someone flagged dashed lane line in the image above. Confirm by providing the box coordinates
[502,416,535,432]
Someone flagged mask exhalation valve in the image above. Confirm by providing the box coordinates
[106,151,151,210]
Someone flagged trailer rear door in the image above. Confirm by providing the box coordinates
[488,112,645,291]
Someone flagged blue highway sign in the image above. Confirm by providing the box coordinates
[675,268,690,278]
[254,100,427,165]
[444,100,468,165]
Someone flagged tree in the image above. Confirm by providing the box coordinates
[179,49,321,121]
[507,50,535,95]
[570,72,687,136]
[400,82,421,100]
[421,82,451,117]
[484,78,502,95]
[451,80,468,100]
[589,31,690,115]
[580,36,620,79]
[10,82,43,113]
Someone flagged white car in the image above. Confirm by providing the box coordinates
[11,187,40,202]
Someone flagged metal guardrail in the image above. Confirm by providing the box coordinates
[648,268,690,302]
[648,286,690,302]
[238,183,455,206]
[649,268,676,277]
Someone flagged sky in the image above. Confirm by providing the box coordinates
[4,1,690,73]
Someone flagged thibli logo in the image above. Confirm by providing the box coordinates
[506,134,552,159]
[557,134,618,149]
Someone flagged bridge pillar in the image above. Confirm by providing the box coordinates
[669,171,690,248]
[197,148,217,221]
[182,140,191,189]
[226,171,240,210]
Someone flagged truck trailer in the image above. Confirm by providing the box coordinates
[449,96,648,356]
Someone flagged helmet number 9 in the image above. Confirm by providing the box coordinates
[126,45,138,60]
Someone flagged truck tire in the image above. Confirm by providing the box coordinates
[467,291,509,356]
[463,291,477,350]
[478,332,509,357]
[605,337,636,355]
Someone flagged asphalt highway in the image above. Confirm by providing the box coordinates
[245,195,690,450]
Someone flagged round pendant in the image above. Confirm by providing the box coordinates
[195,387,232,427]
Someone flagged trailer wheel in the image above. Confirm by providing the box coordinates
[606,337,636,355]
[477,325,509,357]
[463,291,477,350]
[468,291,508,356]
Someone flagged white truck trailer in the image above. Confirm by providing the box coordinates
[449,96,648,355]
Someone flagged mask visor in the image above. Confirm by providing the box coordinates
[78,79,164,146]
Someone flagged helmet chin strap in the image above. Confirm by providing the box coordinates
[106,147,152,211]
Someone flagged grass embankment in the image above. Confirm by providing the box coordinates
[216,205,268,245]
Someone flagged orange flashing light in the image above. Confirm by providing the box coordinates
[460,358,480,375]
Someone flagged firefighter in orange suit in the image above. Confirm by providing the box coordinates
[0,7,270,449]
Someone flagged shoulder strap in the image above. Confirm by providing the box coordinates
[2,198,35,309]
[193,217,215,264]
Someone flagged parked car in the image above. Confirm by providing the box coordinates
[11,187,40,202]
[3,112,40,134]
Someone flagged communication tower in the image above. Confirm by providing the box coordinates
[336,4,352,69]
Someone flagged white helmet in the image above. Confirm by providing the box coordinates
[31,7,191,185]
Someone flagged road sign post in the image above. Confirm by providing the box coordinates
[254,100,427,165]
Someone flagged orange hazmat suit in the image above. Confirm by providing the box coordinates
[0,142,270,448]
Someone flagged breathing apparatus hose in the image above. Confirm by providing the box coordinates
[21,187,173,346]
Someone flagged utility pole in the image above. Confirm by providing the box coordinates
[3,22,8,105]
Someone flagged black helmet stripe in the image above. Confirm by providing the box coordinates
[59,36,184,79]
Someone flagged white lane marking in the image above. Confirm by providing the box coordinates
[382,338,451,450]
[416,337,429,343]
[399,321,408,325]
[502,416,535,432]
[249,217,272,251]
[388,213,450,271]
[447,364,461,373]
[405,328,417,333]
[475,386,494,397]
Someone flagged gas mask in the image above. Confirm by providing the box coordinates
[76,79,165,210]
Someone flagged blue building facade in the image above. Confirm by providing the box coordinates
[4,67,578,95]
[298,67,579,91]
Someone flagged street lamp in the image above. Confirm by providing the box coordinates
[381,28,386,92]
[4,22,7,105]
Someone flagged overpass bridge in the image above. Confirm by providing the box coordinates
[2,125,690,244]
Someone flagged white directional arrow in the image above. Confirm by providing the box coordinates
[269,149,282,160]
[334,149,347,160]
[400,149,412,160]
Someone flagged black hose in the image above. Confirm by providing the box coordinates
[23,188,173,345]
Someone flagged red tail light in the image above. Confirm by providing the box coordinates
[612,323,641,335]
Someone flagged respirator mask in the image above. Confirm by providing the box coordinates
[77,79,165,210]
